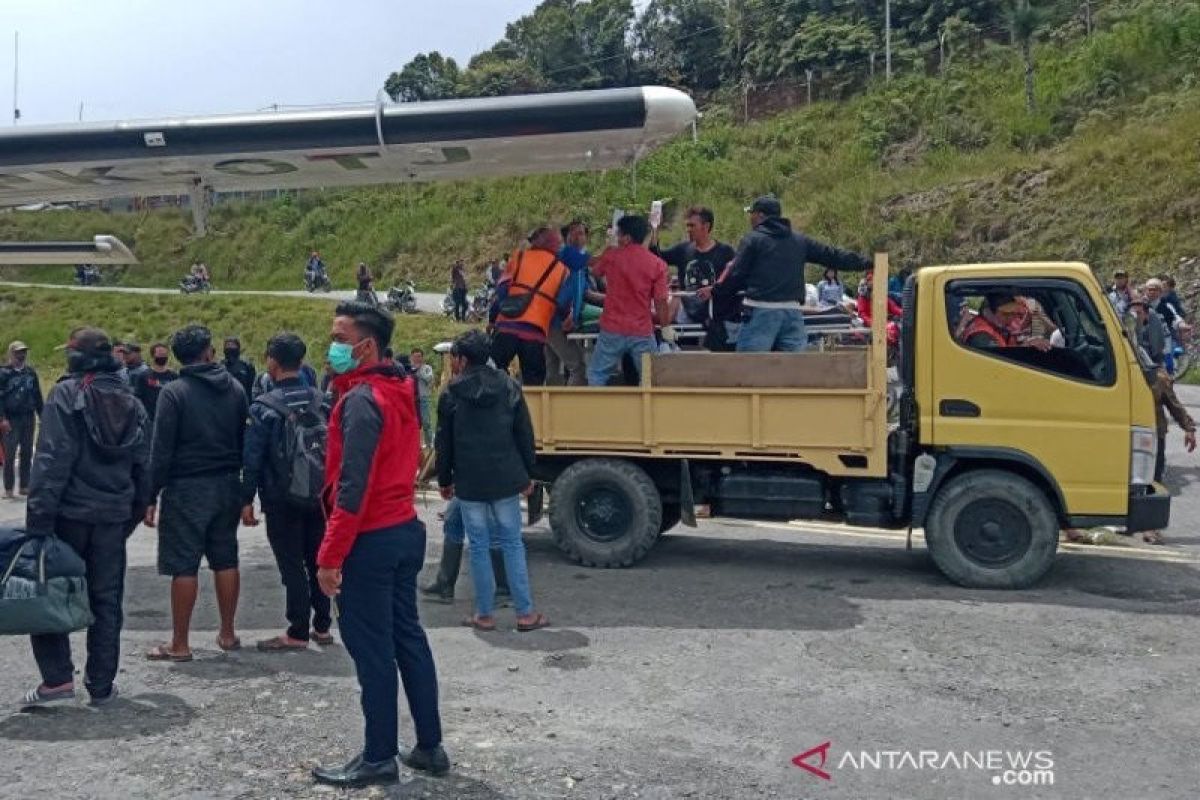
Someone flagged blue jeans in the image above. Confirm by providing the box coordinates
[459,496,534,617]
[587,330,657,386]
[737,307,807,352]
[338,518,442,761]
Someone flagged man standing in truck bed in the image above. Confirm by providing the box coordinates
[702,195,870,353]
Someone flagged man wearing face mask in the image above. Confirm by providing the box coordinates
[20,327,150,707]
[312,301,447,788]
[222,336,257,400]
[0,341,44,499]
[143,325,248,662]
[132,343,178,423]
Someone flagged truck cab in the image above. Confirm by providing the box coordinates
[524,259,1169,589]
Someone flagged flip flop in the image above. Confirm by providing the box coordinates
[146,644,193,662]
[1143,531,1166,545]
[256,636,308,652]
[216,636,242,652]
[517,613,551,633]
[461,615,497,632]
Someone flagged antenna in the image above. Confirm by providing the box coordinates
[12,31,18,125]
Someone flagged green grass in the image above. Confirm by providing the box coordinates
[1,1,1199,291]
[0,288,467,388]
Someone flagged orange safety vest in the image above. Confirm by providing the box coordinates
[959,313,1015,348]
[497,247,568,335]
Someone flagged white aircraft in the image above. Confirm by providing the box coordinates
[0,86,697,235]
[0,235,137,265]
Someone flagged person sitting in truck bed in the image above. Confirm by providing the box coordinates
[698,194,870,353]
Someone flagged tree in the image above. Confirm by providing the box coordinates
[1008,0,1043,111]
[384,52,461,102]
[634,0,726,90]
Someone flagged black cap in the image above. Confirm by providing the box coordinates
[71,327,113,359]
[744,194,782,217]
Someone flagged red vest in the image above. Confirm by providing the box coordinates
[496,247,568,336]
[960,313,1015,347]
[317,365,419,568]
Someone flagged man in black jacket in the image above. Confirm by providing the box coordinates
[222,336,257,399]
[21,327,150,707]
[0,341,44,498]
[144,325,248,662]
[132,342,178,422]
[701,195,870,352]
[436,330,548,632]
[240,333,333,651]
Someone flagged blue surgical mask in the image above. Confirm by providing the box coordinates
[327,341,359,374]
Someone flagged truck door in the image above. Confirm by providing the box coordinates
[931,276,1129,516]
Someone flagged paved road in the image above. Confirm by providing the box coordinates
[0,280,447,315]
[0,393,1197,798]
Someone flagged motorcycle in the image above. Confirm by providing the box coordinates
[386,279,419,314]
[74,264,101,286]
[470,282,493,322]
[179,275,212,294]
[355,287,380,308]
[442,286,457,319]
[305,270,331,293]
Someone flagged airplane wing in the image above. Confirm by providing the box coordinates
[0,235,137,264]
[0,86,696,206]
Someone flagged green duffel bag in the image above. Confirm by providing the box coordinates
[0,529,93,635]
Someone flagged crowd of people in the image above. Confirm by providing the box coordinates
[473,193,872,388]
[0,299,559,788]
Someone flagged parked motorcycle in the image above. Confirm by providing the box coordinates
[179,275,212,294]
[386,279,419,314]
[74,264,101,286]
[305,270,331,293]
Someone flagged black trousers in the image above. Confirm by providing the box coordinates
[264,503,331,641]
[2,413,36,493]
[452,287,469,321]
[1156,434,1167,483]
[490,331,547,386]
[338,518,442,762]
[30,519,127,697]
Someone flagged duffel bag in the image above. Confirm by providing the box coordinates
[0,527,93,635]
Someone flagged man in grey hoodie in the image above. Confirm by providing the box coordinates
[143,325,248,662]
[21,327,150,707]
[703,195,870,352]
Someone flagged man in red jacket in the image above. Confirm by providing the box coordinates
[311,301,448,789]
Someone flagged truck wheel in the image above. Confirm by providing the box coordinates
[925,469,1058,589]
[550,459,662,568]
[660,503,681,534]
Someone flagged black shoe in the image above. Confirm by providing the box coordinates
[422,541,464,603]
[402,745,450,777]
[312,755,399,788]
[420,581,455,604]
[88,685,119,708]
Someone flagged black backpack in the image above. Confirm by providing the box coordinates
[257,391,327,508]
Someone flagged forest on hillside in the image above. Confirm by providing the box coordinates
[386,0,1104,106]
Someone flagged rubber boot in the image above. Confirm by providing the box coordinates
[491,550,511,598]
[421,541,463,604]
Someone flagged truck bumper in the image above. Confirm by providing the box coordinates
[1126,483,1171,534]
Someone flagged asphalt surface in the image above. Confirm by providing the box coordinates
[0,281,447,314]
[0,391,1198,799]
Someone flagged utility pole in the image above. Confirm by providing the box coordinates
[884,0,892,81]
[938,25,950,74]
[1082,1,1093,36]
[12,31,19,125]
[806,69,814,105]
[78,101,84,121]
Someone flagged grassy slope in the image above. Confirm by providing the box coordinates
[1,2,1198,292]
[0,288,468,388]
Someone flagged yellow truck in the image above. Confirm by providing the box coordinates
[523,258,1170,589]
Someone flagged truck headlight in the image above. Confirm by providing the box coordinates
[1130,426,1157,486]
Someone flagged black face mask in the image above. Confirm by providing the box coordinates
[153,356,169,367]
[224,349,240,361]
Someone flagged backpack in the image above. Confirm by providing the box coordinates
[257,391,326,508]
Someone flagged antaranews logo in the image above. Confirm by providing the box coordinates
[792,742,1055,787]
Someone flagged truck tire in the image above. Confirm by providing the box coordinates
[550,459,662,568]
[925,469,1058,589]
[660,503,681,534]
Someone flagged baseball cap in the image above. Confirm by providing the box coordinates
[124,340,142,353]
[1113,269,1127,278]
[744,195,782,216]
[8,340,28,353]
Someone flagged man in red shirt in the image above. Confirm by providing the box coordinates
[586,214,671,386]
[312,301,448,788]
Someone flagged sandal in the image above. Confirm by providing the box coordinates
[1064,529,1086,543]
[146,644,193,662]
[1143,531,1166,545]
[256,636,308,652]
[461,615,497,632]
[312,631,335,646]
[216,636,242,652]
[517,613,551,633]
